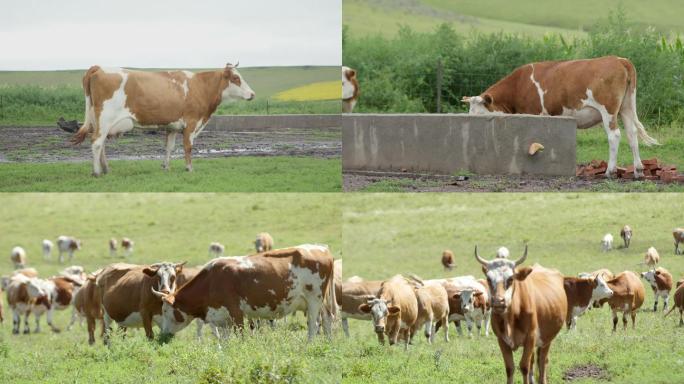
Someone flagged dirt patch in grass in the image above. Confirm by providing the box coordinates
[563,364,610,382]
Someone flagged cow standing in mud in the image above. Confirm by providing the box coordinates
[463,56,659,178]
[72,64,255,176]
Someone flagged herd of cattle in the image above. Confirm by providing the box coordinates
[3,227,684,383]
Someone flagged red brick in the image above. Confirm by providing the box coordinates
[644,175,659,181]
[616,166,627,176]
[661,170,676,183]
[642,158,659,166]
[622,172,634,180]
[626,165,635,174]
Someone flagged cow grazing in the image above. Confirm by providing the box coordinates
[441,250,455,270]
[42,239,54,260]
[208,242,225,258]
[151,245,336,341]
[641,267,673,312]
[475,246,567,384]
[336,277,382,337]
[10,246,27,269]
[620,225,632,248]
[69,275,103,344]
[254,232,274,253]
[121,238,134,258]
[563,275,613,329]
[644,246,660,270]
[109,238,118,257]
[600,271,645,331]
[602,234,614,252]
[96,262,186,343]
[664,282,684,326]
[342,66,359,113]
[673,228,684,255]
[359,275,418,349]
[413,281,450,344]
[57,236,81,263]
[72,64,255,176]
[463,56,659,178]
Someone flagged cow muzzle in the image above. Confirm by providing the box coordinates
[375,325,385,334]
[246,92,255,101]
[491,297,507,313]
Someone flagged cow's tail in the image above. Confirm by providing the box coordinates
[664,305,677,318]
[619,57,660,146]
[71,66,100,145]
[323,260,338,322]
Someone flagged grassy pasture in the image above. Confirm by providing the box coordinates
[0,156,342,192]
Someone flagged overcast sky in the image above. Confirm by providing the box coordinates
[0,0,341,70]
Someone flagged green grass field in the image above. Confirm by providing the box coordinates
[1,194,683,383]
[344,0,684,38]
[0,157,342,192]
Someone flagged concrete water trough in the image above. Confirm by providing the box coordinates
[342,114,577,176]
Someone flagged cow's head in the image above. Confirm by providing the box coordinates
[342,66,358,100]
[591,275,613,301]
[143,262,186,294]
[71,239,82,251]
[496,246,510,259]
[454,289,484,314]
[475,245,530,314]
[150,290,193,337]
[640,270,659,289]
[255,237,266,253]
[462,94,495,114]
[221,62,255,101]
[359,296,399,335]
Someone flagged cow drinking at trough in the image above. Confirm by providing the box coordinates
[72,64,255,176]
[96,262,186,343]
[641,267,673,312]
[475,245,567,384]
[151,245,336,341]
[463,56,659,178]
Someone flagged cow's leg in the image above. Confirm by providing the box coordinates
[103,312,113,345]
[46,307,59,332]
[142,313,155,340]
[12,309,20,334]
[100,143,109,174]
[455,320,463,336]
[91,133,107,177]
[69,250,74,262]
[305,302,322,341]
[465,317,473,337]
[537,344,552,384]
[195,319,204,339]
[67,308,78,331]
[58,250,64,264]
[485,311,491,336]
[620,93,647,178]
[163,131,177,170]
[519,337,535,384]
[611,309,618,332]
[442,315,449,342]
[602,123,621,177]
[182,123,198,172]
[34,312,42,333]
[87,315,96,345]
[496,336,515,384]
[630,306,637,329]
[679,309,683,326]
[654,295,659,312]
[663,294,669,312]
[341,317,350,337]
[320,309,333,339]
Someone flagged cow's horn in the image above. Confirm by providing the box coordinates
[234,61,239,68]
[514,245,528,267]
[474,245,489,266]
[151,286,166,299]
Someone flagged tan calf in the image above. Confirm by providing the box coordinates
[603,271,645,331]
[255,232,274,253]
[673,228,684,255]
[620,225,632,248]
[644,247,660,270]
[414,282,450,344]
[441,250,455,271]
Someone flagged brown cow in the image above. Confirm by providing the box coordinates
[335,277,382,337]
[600,271,645,331]
[463,56,659,178]
[641,267,673,312]
[620,225,633,248]
[69,275,103,345]
[254,232,274,253]
[342,66,359,113]
[475,246,567,384]
[359,275,418,349]
[72,64,255,176]
[152,245,336,341]
[563,275,613,329]
[673,228,684,255]
[96,262,186,343]
[664,281,684,326]
[413,282,450,344]
[441,250,455,271]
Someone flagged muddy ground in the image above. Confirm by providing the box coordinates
[0,125,341,163]
[343,170,678,192]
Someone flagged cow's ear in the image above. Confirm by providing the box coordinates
[483,93,493,106]
[515,267,533,281]
[142,267,158,277]
[348,69,356,78]
[175,261,187,273]
[655,270,661,275]
[474,291,484,297]
[387,305,401,315]
[358,303,371,313]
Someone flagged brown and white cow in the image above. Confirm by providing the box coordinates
[644,246,660,270]
[57,236,82,264]
[109,238,118,257]
[96,261,186,343]
[664,280,684,326]
[151,245,336,341]
[121,238,134,258]
[359,275,418,349]
[335,276,382,337]
[620,225,633,248]
[69,273,103,345]
[441,250,455,271]
[254,232,274,253]
[475,246,567,384]
[563,275,613,329]
[673,228,684,255]
[641,267,673,312]
[10,246,27,269]
[72,64,255,176]
[26,275,83,333]
[432,275,490,337]
[463,56,659,178]
[342,66,359,113]
[598,271,645,331]
[413,281,450,344]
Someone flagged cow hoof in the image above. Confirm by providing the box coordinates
[92,172,101,178]
[52,328,61,333]
[185,166,193,172]
[12,329,19,335]
[23,329,30,334]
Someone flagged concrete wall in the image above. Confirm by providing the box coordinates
[343,114,577,176]
[207,114,340,130]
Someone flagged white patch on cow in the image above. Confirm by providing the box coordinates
[529,65,548,115]
[204,255,254,271]
[561,106,602,129]
[656,290,669,299]
[268,289,276,296]
[189,118,205,145]
[593,276,613,301]
[101,67,125,75]
[296,244,329,253]
[167,118,185,131]
[253,279,259,284]
[496,247,510,259]
[182,80,189,97]
[182,70,194,79]
[221,68,254,101]
[100,72,135,136]
[205,306,232,327]
[117,311,143,327]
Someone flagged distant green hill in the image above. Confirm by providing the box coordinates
[344,0,684,38]
[0,66,337,99]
